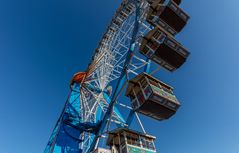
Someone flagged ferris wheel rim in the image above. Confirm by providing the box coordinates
[56,0,154,152]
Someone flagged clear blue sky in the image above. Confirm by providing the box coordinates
[0,0,239,153]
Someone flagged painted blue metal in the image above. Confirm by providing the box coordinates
[44,115,62,153]
[85,84,102,94]
[125,110,135,127]
[44,84,99,153]
[126,58,151,127]
[87,1,141,152]
[45,0,154,152]
[84,83,126,125]
[144,59,151,74]
[103,92,126,125]
[45,0,191,151]
[51,123,83,153]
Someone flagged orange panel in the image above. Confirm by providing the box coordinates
[70,72,87,85]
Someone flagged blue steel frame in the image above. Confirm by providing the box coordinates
[44,0,152,152]
[87,0,150,152]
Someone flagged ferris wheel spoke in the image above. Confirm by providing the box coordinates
[135,112,146,133]
[82,83,126,126]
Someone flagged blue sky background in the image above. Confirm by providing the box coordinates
[0,0,239,153]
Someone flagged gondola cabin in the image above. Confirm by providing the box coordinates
[147,0,189,36]
[107,128,156,153]
[126,73,180,120]
[139,27,189,71]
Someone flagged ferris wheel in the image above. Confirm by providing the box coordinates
[44,0,190,153]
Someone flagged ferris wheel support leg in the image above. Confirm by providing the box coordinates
[44,84,83,153]
[125,58,151,128]
[103,92,126,125]
[44,114,62,153]
[144,59,151,73]
[44,93,71,153]
[88,72,128,153]
[125,110,135,127]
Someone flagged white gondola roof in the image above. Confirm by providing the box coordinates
[106,127,156,146]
